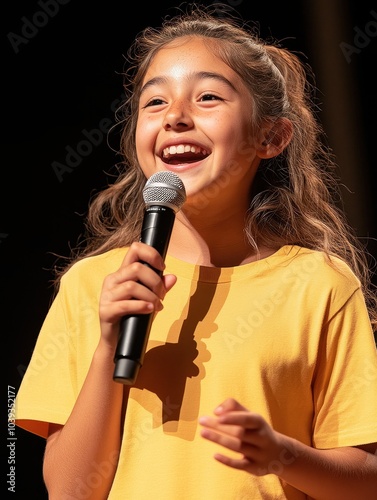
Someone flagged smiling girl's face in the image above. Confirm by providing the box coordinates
[135,36,265,213]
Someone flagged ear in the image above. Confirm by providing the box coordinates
[256,118,293,159]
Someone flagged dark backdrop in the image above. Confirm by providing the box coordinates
[3,1,376,498]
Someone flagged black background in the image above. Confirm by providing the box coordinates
[3,1,376,498]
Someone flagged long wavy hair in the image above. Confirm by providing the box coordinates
[54,3,377,329]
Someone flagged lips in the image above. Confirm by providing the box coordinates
[161,144,210,165]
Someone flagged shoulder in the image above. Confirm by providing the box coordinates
[280,245,359,283]
[274,245,361,300]
[60,248,128,288]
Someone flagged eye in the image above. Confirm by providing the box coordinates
[200,93,223,102]
[143,98,166,108]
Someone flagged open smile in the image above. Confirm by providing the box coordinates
[161,143,210,165]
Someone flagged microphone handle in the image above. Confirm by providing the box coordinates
[113,205,175,384]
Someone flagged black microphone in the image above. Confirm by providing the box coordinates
[113,171,186,385]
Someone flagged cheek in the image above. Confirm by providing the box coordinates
[212,108,249,139]
[135,118,158,158]
[217,125,257,169]
[226,114,254,152]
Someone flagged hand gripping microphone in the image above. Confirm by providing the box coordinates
[113,171,186,384]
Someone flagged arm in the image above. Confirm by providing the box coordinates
[199,398,377,500]
[43,343,124,500]
[43,242,177,499]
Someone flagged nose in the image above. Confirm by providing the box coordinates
[163,100,194,130]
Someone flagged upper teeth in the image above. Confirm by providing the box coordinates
[163,144,208,157]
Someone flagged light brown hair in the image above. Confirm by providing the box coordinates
[55,3,377,329]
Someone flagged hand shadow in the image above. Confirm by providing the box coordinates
[132,266,230,437]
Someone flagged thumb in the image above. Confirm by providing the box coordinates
[163,273,177,293]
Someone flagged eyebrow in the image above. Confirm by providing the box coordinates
[140,71,238,96]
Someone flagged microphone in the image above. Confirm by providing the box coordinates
[113,171,186,385]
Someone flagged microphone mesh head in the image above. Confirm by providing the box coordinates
[143,171,186,212]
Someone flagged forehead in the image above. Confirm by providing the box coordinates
[143,36,236,81]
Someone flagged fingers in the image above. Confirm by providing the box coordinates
[200,422,251,456]
[213,398,249,415]
[199,401,281,475]
[122,241,166,270]
[100,242,175,325]
[199,412,265,452]
[212,453,253,471]
[199,413,267,473]
[111,262,163,301]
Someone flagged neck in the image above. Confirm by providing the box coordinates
[168,211,276,267]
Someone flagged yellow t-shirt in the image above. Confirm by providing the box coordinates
[15,245,377,499]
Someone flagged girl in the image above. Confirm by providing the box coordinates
[15,4,377,499]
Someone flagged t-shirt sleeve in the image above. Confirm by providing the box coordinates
[13,251,118,439]
[312,287,377,449]
[14,280,78,439]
